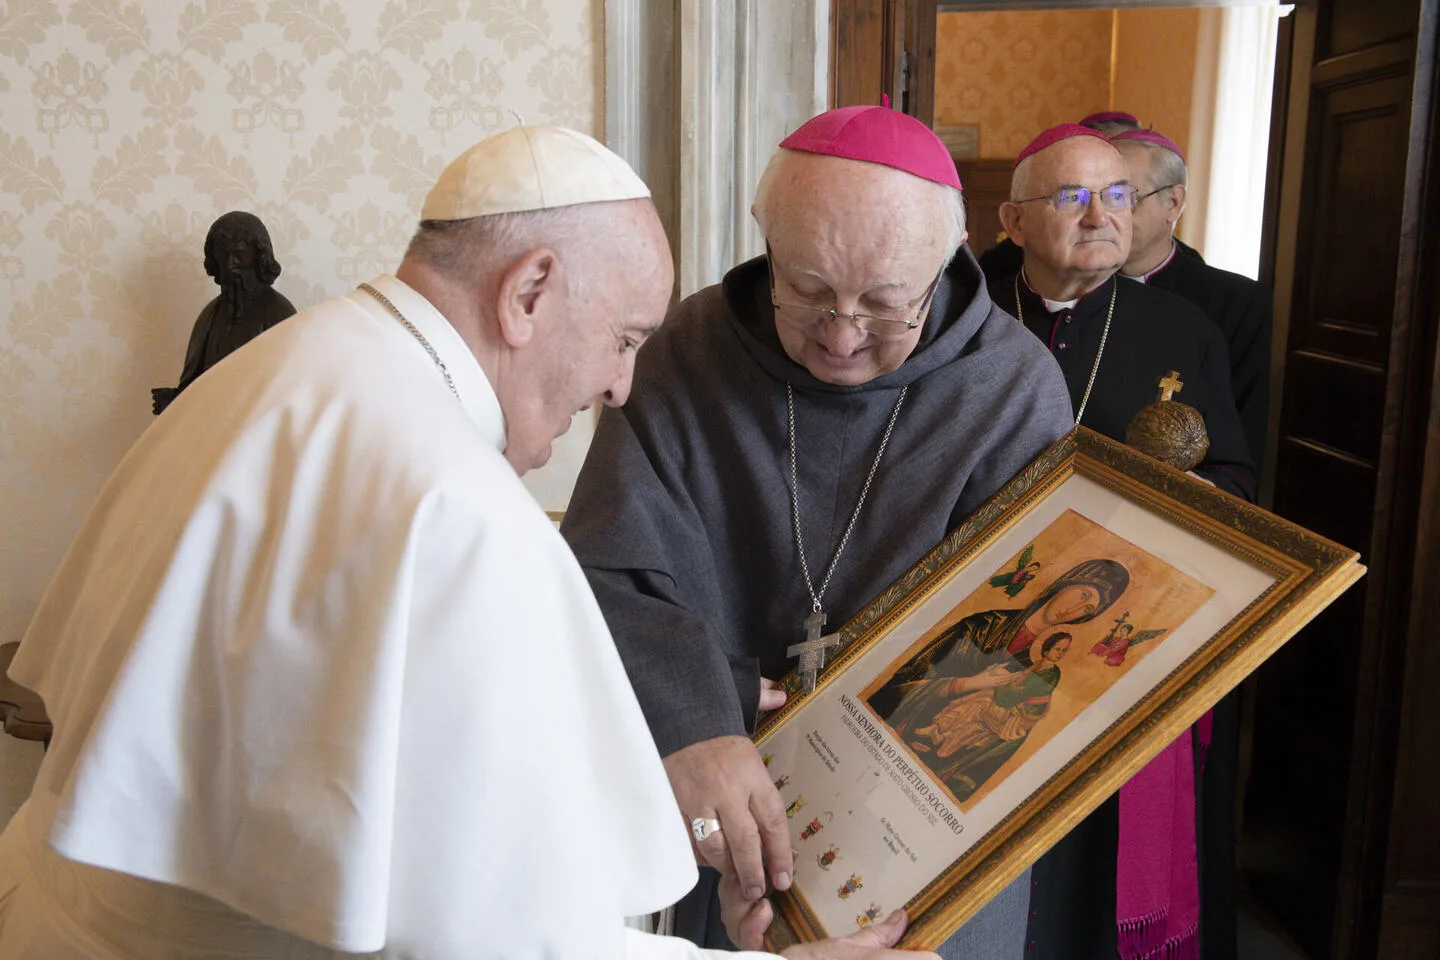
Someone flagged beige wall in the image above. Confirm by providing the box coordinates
[936,9,1201,162]
[0,0,602,650]
[1112,8,1202,161]
[935,10,1114,160]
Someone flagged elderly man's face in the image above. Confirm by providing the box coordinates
[1005,138,1133,290]
[504,203,673,473]
[1116,142,1185,273]
[763,155,954,386]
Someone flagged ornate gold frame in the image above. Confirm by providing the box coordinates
[756,427,1364,948]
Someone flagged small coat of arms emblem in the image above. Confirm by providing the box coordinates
[773,774,790,790]
[761,753,773,767]
[800,817,825,840]
[816,845,840,870]
[837,874,863,900]
[785,795,807,818]
[856,903,882,928]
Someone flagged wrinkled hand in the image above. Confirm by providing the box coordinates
[782,910,939,960]
[719,876,937,959]
[760,677,787,712]
[663,734,791,902]
[719,872,777,950]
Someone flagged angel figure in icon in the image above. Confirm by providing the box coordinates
[988,544,1042,598]
[1090,610,1166,667]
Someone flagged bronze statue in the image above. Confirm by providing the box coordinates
[1125,370,1210,472]
[152,211,296,415]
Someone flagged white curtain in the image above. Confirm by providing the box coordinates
[1184,4,1286,280]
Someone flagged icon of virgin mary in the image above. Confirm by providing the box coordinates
[865,558,1129,722]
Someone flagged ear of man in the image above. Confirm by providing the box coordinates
[998,201,1026,248]
[1163,184,1188,226]
[494,247,564,348]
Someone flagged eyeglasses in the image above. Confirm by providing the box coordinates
[1135,184,1180,204]
[1014,183,1138,214]
[767,243,942,339]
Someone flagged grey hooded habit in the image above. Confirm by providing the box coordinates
[561,248,1074,951]
[564,249,1074,756]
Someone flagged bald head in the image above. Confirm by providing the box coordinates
[1000,135,1133,301]
[754,149,965,265]
[750,150,966,386]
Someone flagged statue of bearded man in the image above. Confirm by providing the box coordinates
[152,211,297,415]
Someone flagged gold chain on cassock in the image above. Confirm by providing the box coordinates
[1013,271,1116,426]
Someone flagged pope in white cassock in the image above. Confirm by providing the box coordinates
[0,127,931,960]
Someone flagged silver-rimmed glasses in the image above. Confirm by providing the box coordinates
[767,244,942,339]
[1014,183,1138,214]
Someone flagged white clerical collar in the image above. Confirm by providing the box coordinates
[351,275,506,452]
[1020,269,1079,313]
[1122,239,1179,285]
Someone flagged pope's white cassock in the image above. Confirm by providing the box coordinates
[0,276,771,959]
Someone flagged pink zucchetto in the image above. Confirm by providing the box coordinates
[1079,110,1140,128]
[779,104,963,191]
[1013,123,1114,169]
[1110,128,1187,165]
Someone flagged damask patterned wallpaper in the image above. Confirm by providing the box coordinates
[935,10,1202,163]
[934,10,1114,160]
[0,0,600,647]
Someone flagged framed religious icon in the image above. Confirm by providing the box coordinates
[755,427,1364,948]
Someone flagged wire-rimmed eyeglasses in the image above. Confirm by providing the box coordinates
[1013,183,1138,214]
[1135,183,1181,204]
[767,243,942,339]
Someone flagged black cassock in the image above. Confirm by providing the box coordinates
[990,269,1250,960]
[982,236,1273,478]
[1144,239,1273,478]
[991,271,1255,500]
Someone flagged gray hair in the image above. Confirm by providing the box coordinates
[1144,142,1188,190]
[404,206,604,296]
[753,148,968,268]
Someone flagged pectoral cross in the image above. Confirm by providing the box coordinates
[787,609,842,693]
[1156,370,1184,402]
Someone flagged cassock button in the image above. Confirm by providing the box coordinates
[1063,315,1073,324]
[1057,342,1070,350]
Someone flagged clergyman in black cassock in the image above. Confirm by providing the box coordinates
[1111,129,1273,477]
[991,273,1255,500]
[991,122,1253,960]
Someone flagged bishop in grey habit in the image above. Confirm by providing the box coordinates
[562,105,1074,958]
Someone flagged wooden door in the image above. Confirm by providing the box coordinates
[831,0,936,122]
[1243,0,1440,956]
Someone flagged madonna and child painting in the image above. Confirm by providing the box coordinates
[861,509,1214,810]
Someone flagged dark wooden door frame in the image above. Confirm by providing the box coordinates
[1248,0,1440,955]
[831,0,937,122]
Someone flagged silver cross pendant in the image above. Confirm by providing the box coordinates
[786,609,842,693]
